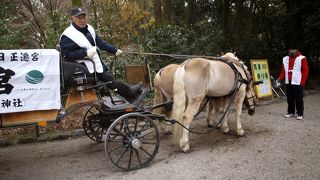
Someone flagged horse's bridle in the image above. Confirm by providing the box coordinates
[238,63,257,107]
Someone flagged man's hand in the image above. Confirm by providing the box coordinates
[87,46,97,58]
[115,49,123,56]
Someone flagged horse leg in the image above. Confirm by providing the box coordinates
[153,87,171,134]
[180,97,204,152]
[220,111,229,133]
[206,101,215,128]
[219,98,230,133]
[234,89,246,136]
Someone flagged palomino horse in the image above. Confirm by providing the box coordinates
[171,53,257,152]
[153,63,229,133]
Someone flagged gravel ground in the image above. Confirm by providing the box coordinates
[0,92,320,180]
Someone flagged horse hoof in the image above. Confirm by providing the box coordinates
[207,124,214,128]
[237,128,245,136]
[180,140,190,152]
[221,127,229,133]
[181,144,190,153]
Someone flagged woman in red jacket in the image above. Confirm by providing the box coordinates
[277,45,309,120]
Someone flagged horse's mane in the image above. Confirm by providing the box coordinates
[221,52,252,84]
[221,52,243,66]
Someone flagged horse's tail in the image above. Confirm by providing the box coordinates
[172,66,187,146]
[153,72,164,115]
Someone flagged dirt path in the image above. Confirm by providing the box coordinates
[1,92,320,180]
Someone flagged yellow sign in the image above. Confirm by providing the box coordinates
[250,59,273,98]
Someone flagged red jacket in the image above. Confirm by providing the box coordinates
[278,52,309,86]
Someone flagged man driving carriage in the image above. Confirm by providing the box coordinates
[59,7,142,103]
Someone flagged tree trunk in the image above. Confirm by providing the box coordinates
[186,0,196,25]
[233,0,244,49]
[154,0,162,25]
[163,0,172,24]
[222,0,231,49]
[91,0,98,29]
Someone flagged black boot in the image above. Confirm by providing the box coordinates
[114,81,142,102]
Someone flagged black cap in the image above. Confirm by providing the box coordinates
[71,7,86,16]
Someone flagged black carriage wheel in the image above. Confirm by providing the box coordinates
[105,113,160,171]
[83,104,106,143]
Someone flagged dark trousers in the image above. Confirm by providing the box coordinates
[79,62,133,99]
[286,84,304,116]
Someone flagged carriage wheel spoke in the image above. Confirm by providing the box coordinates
[138,121,149,134]
[138,129,155,139]
[113,127,127,138]
[115,146,129,166]
[109,144,127,154]
[107,138,123,143]
[88,110,95,115]
[124,118,131,134]
[95,127,101,134]
[134,118,138,132]
[140,140,157,145]
[128,148,133,169]
[108,132,123,139]
[91,124,100,129]
[134,149,142,167]
[139,147,152,157]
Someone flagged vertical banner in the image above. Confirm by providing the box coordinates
[250,59,273,98]
[0,49,60,113]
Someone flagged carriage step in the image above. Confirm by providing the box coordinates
[101,95,136,110]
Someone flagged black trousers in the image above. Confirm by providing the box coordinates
[78,62,133,98]
[286,84,304,116]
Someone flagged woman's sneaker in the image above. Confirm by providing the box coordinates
[284,113,294,118]
[296,115,303,120]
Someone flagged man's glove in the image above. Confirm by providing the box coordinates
[275,79,281,88]
[115,49,123,56]
[87,46,97,58]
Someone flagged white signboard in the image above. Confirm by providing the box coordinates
[0,49,60,113]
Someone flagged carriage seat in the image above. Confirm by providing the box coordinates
[62,61,96,86]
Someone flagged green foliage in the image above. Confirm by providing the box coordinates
[0,20,27,49]
[142,23,224,55]
[45,12,69,49]
[0,1,27,49]
[143,25,189,54]
[92,0,154,46]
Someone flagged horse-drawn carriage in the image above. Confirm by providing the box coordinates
[0,49,173,171]
[0,49,257,171]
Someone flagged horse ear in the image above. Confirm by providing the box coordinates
[234,52,237,55]
[220,52,224,56]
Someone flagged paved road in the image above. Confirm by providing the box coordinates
[1,93,320,180]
